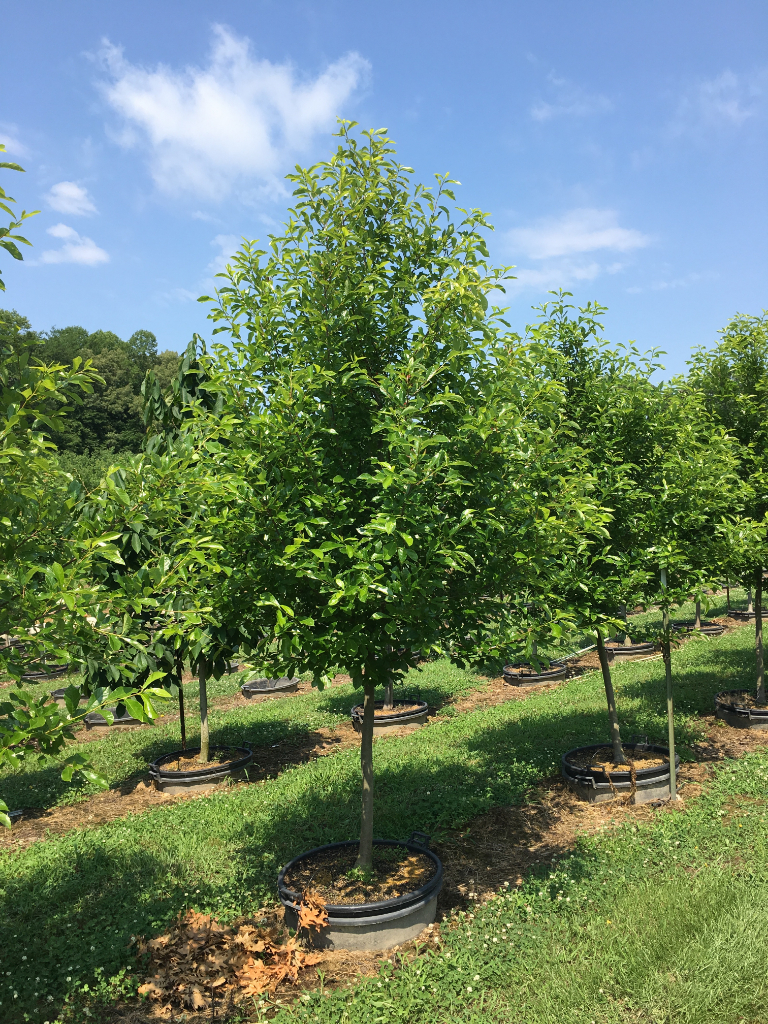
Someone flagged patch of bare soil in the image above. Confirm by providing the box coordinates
[692,714,768,760]
[284,846,435,904]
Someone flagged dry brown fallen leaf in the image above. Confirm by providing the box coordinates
[137,909,322,1014]
[297,890,329,933]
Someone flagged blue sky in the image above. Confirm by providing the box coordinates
[2,0,766,374]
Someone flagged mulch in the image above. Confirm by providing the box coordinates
[283,846,435,905]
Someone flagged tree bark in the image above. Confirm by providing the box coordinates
[726,579,730,610]
[748,586,754,614]
[756,567,765,704]
[176,652,186,751]
[356,679,376,870]
[199,656,209,763]
[383,676,394,711]
[695,600,702,630]
[622,605,632,646]
[596,631,627,765]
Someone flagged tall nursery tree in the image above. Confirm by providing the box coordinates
[533,294,738,763]
[201,125,606,868]
[687,310,768,702]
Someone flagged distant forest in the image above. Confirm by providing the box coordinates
[1,308,180,487]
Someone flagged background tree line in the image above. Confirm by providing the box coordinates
[0,307,180,487]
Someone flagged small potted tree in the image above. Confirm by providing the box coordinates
[201,125,604,948]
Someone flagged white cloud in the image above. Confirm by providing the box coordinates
[626,271,709,294]
[45,181,97,216]
[671,69,767,134]
[40,223,109,266]
[507,208,650,260]
[530,74,612,122]
[207,233,242,276]
[98,25,370,199]
[0,127,29,158]
[506,260,602,295]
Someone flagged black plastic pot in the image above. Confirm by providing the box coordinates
[350,699,429,735]
[502,663,566,686]
[50,687,88,710]
[149,746,253,794]
[561,742,680,804]
[715,690,768,731]
[672,621,725,637]
[728,609,756,621]
[604,640,656,659]
[84,708,147,730]
[278,832,442,951]
[241,677,299,699]
[22,663,68,681]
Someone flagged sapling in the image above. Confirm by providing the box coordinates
[202,125,602,870]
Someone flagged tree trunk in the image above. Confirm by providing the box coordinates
[695,600,702,630]
[595,631,627,765]
[356,679,376,870]
[726,579,730,610]
[622,605,632,646]
[199,656,209,763]
[748,586,754,614]
[756,567,765,704]
[531,640,538,666]
[176,652,186,751]
[383,676,394,711]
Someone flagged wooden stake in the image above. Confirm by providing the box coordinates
[661,569,679,801]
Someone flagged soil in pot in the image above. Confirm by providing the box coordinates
[149,745,253,794]
[283,844,436,906]
[604,640,655,658]
[565,745,668,772]
[502,663,566,684]
[166,747,246,771]
[714,690,768,730]
[370,702,424,718]
[350,699,429,735]
[279,837,443,951]
[562,741,678,804]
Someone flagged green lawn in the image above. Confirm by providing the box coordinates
[0,660,482,813]
[0,613,763,1022]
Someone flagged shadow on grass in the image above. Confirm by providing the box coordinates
[1,699,617,1019]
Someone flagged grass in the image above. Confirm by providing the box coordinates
[271,750,768,1024]
[0,612,763,1022]
[0,660,482,813]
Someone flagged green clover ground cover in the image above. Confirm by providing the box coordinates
[0,615,761,1022]
[0,659,481,813]
[274,751,768,1024]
